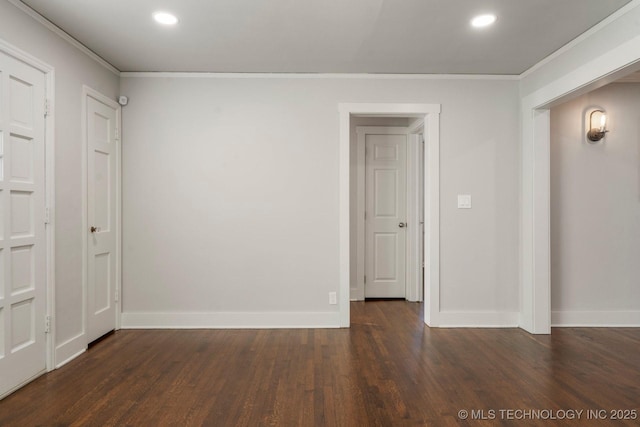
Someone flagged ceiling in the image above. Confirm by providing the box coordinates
[19,0,632,74]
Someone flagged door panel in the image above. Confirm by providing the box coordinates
[374,169,398,216]
[0,51,46,398]
[365,133,407,298]
[93,253,110,314]
[93,150,110,231]
[87,95,117,343]
[373,233,398,280]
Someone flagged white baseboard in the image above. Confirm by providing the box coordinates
[55,333,87,368]
[437,311,519,328]
[121,311,341,329]
[551,310,640,327]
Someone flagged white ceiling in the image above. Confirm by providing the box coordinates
[19,0,632,74]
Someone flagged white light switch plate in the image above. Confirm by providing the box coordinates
[458,195,472,209]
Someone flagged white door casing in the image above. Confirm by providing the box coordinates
[340,104,440,327]
[363,128,407,298]
[406,121,425,303]
[0,50,47,397]
[86,92,118,343]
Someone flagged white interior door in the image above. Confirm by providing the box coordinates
[86,94,117,343]
[0,51,47,397]
[365,131,407,298]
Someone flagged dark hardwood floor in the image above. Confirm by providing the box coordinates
[1,301,639,426]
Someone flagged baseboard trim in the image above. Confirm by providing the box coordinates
[551,310,640,327]
[121,311,341,329]
[55,333,87,368]
[437,311,519,328]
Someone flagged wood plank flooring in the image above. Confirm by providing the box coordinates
[0,301,639,426]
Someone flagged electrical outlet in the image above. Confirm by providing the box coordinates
[329,292,337,305]
[458,194,472,209]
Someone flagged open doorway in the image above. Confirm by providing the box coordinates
[522,59,640,333]
[549,76,640,326]
[338,103,441,328]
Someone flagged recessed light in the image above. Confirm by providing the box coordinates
[471,14,497,28]
[153,11,178,26]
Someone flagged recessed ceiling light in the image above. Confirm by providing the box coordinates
[471,14,497,28]
[153,11,178,26]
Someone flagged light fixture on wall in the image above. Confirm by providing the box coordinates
[587,109,608,143]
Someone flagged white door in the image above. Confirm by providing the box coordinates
[365,131,407,298]
[0,51,47,397]
[86,94,117,343]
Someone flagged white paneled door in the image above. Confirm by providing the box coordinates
[365,131,407,298]
[0,51,47,397]
[86,94,117,343]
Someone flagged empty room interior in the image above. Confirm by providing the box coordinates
[0,0,639,425]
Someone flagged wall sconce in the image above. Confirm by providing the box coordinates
[587,109,608,143]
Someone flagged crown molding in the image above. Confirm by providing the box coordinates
[120,71,519,80]
[519,0,640,79]
[7,0,120,76]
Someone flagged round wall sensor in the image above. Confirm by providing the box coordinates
[118,96,128,106]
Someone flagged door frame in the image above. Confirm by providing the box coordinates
[406,119,424,302]
[521,38,640,334]
[81,86,122,341]
[354,125,421,301]
[0,39,55,371]
[339,103,441,327]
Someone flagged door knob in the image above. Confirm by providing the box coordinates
[398,222,406,228]
[90,226,99,233]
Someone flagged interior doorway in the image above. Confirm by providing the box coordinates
[549,77,640,327]
[338,103,441,328]
[522,58,640,333]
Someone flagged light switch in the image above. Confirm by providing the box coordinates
[458,195,472,209]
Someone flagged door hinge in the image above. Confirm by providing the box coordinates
[114,288,119,302]
[115,126,120,141]
[364,275,366,284]
[44,315,51,334]
[364,211,367,220]
[44,207,51,224]
[44,99,51,117]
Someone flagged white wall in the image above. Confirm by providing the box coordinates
[120,75,520,327]
[0,2,120,362]
[550,83,640,325]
